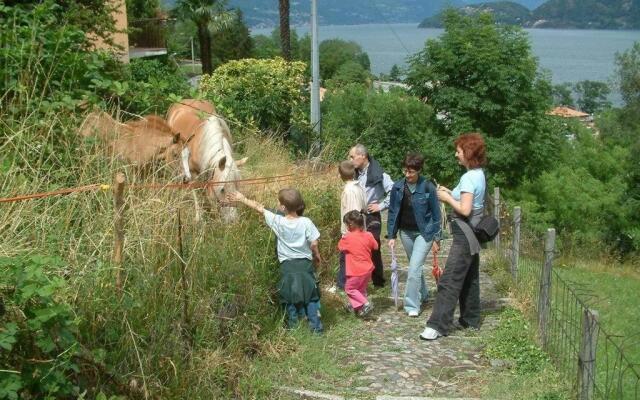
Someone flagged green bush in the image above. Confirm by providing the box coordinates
[199,58,308,134]
[325,61,372,89]
[0,255,81,399]
[321,84,435,178]
[511,124,631,253]
[0,2,121,112]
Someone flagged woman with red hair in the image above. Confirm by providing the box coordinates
[420,133,487,341]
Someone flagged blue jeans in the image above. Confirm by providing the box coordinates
[285,301,323,333]
[399,230,433,314]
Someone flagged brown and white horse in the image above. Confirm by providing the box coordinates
[166,99,247,222]
[79,112,182,167]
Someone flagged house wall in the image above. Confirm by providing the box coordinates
[92,0,130,63]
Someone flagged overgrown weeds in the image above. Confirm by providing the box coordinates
[1,88,341,398]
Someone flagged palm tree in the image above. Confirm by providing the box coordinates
[174,0,236,74]
[278,0,290,60]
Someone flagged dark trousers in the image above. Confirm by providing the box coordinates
[336,251,346,289]
[426,222,480,335]
[366,212,385,287]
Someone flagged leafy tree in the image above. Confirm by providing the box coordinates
[514,124,631,253]
[0,2,128,109]
[2,0,118,45]
[211,9,252,68]
[615,41,640,125]
[250,28,301,60]
[326,61,371,89]
[321,84,435,178]
[574,80,611,114]
[552,83,575,107]
[251,34,281,59]
[613,42,640,252]
[126,0,160,20]
[199,58,307,134]
[405,10,562,188]
[389,64,401,82]
[297,37,370,81]
[173,0,236,74]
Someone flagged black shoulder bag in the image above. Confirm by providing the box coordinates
[472,179,499,243]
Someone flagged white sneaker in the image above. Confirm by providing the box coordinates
[407,310,419,317]
[419,327,441,340]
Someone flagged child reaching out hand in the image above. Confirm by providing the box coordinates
[227,188,324,334]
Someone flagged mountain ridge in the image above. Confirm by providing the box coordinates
[419,0,640,29]
[161,0,548,27]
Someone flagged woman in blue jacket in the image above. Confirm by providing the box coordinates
[387,153,441,317]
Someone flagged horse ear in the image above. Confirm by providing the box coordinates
[236,157,248,167]
[218,156,227,170]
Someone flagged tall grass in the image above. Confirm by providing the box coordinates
[1,93,341,397]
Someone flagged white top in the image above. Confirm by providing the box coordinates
[341,180,367,235]
[452,168,486,210]
[264,209,321,262]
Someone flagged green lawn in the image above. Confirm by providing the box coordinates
[510,253,640,399]
[555,265,640,342]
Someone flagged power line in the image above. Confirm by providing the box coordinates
[367,1,412,56]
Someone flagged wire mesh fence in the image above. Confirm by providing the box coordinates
[493,189,639,399]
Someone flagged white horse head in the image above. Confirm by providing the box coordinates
[199,116,242,223]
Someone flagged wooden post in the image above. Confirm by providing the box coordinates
[113,173,126,291]
[538,228,555,349]
[578,309,599,400]
[511,206,521,282]
[494,187,501,252]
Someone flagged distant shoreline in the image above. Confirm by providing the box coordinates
[250,22,640,33]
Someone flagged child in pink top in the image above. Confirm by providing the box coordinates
[338,210,378,316]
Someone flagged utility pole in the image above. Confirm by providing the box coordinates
[310,0,321,134]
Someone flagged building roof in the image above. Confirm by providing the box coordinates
[547,106,590,118]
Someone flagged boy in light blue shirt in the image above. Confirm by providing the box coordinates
[228,188,324,333]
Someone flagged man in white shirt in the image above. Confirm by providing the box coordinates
[349,144,394,288]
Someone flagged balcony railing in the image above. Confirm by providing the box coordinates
[128,18,171,58]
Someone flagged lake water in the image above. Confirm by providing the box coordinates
[253,24,639,86]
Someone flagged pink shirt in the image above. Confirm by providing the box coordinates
[338,230,378,276]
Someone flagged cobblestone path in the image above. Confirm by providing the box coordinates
[281,237,510,400]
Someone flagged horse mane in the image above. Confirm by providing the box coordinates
[199,116,238,174]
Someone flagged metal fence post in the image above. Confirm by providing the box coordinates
[579,309,599,400]
[511,206,521,282]
[494,187,500,252]
[538,228,555,349]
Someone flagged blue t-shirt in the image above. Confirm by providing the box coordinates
[264,210,320,262]
[451,169,485,210]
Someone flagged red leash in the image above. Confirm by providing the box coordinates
[431,251,442,284]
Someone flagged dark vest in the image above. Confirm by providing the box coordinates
[356,157,386,204]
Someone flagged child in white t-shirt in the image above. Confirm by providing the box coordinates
[228,188,324,333]
[336,160,367,290]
